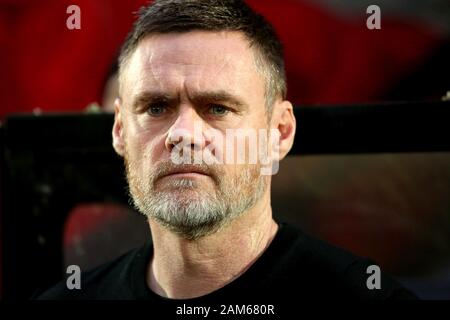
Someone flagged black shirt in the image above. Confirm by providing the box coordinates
[37,222,417,306]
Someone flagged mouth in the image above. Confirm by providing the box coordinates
[160,166,210,179]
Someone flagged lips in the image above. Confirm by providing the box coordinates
[161,166,210,178]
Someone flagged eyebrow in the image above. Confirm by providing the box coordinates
[131,91,176,113]
[190,91,248,111]
[130,90,249,112]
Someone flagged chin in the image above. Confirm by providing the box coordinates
[164,188,209,200]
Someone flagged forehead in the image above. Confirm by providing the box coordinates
[121,31,264,99]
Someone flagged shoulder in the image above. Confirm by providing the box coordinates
[270,223,417,300]
[35,240,151,300]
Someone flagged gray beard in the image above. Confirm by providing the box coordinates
[126,159,267,240]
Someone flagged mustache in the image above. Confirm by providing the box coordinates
[152,161,220,183]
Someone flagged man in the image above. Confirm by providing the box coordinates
[38,0,416,304]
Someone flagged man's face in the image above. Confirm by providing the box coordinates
[116,31,272,239]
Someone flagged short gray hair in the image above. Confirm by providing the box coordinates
[118,0,287,113]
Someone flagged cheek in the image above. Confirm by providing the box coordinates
[125,115,158,150]
[125,128,167,169]
[220,164,243,182]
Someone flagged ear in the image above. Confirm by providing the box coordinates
[112,98,125,157]
[271,100,296,161]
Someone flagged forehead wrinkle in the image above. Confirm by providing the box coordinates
[141,60,245,102]
[147,50,160,88]
[123,31,265,108]
[141,32,256,76]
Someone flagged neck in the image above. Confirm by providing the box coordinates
[146,192,278,299]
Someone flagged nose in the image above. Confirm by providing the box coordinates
[165,105,206,153]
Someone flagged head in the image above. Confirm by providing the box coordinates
[113,0,296,240]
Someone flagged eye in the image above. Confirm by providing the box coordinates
[208,104,229,116]
[147,104,167,117]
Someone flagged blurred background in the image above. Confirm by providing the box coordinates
[1,0,449,299]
